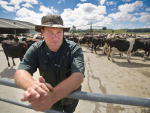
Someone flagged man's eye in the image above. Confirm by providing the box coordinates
[48,32,53,35]
[58,32,62,34]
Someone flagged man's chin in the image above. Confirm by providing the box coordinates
[50,46,59,51]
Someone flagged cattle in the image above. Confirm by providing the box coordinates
[2,41,27,67]
[91,36,105,54]
[33,33,43,39]
[131,38,150,60]
[78,36,87,47]
[0,34,9,43]
[105,38,135,63]
[7,34,15,40]
[69,35,78,43]
[84,35,93,48]
[25,38,42,50]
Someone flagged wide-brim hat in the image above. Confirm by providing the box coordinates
[35,14,70,32]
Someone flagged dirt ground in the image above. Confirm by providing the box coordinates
[0,44,150,113]
[75,46,150,113]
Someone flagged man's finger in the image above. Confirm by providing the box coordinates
[21,88,40,101]
[38,76,53,91]
[21,92,31,101]
[45,83,53,91]
[39,76,45,83]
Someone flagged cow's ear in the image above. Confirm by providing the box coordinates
[23,45,26,47]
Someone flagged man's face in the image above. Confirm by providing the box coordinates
[41,27,63,52]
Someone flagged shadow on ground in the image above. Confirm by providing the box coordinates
[113,61,150,68]
[0,67,16,79]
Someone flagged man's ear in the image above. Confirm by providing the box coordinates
[41,28,44,34]
[41,28,44,37]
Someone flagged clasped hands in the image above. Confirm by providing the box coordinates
[21,76,54,111]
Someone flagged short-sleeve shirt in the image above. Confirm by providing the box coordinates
[18,38,85,87]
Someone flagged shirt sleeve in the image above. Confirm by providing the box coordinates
[17,44,38,76]
[71,45,85,76]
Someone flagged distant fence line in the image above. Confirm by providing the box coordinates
[0,78,150,113]
[127,29,150,33]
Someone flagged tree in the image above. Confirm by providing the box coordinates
[102,27,107,30]
[72,25,76,34]
[102,27,107,33]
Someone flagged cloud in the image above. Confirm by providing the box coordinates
[15,6,59,24]
[111,8,116,11]
[22,3,33,8]
[107,1,117,5]
[58,0,65,4]
[39,5,58,14]
[0,0,16,12]
[146,8,150,11]
[81,0,87,2]
[0,0,38,12]
[109,12,132,21]
[93,17,113,28]
[133,13,140,15]
[61,3,106,28]
[122,0,132,2]
[16,7,37,17]
[118,1,143,13]
[10,0,38,5]
[76,3,106,14]
[138,12,150,22]
[98,0,106,5]
[130,17,138,21]
[61,3,106,27]
[147,22,150,24]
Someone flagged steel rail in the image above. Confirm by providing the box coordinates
[0,96,65,113]
[0,78,150,107]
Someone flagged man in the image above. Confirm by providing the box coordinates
[14,14,85,113]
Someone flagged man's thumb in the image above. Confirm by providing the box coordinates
[39,76,53,91]
[39,76,45,83]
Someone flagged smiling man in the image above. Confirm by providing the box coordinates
[14,14,85,113]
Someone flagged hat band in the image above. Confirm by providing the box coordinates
[42,21,63,26]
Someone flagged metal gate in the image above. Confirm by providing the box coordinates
[0,78,150,113]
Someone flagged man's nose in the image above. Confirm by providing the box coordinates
[53,34,58,39]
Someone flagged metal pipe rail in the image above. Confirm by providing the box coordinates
[0,78,150,108]
[0,96,66,113]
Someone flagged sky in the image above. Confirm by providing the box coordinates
[0,0,150,30]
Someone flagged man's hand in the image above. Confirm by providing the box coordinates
[30,91,54,111]
[21,76,53,102]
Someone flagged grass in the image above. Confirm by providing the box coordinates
[69,29,150,35]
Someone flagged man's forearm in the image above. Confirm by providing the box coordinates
[50,72,84,104]
[14,70,35,90]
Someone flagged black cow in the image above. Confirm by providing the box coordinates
[70,35,78,43]
[84,35,92,48]
[91,36,105,54]
[105,38,135,62]
[7,34,15,40]
[2,41,27,67]
[78,36,87,46]
[132,38,150,60]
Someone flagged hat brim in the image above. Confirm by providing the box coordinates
[35,24,70,32]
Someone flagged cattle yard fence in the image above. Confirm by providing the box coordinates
[0,78,150,113]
